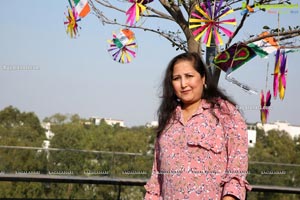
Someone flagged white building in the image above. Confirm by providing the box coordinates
[146,121,158,128]
[41,122,55,140]
[41,122,55,150]
[91,117,126,127]
[91,117,101,126]
[104,118,125,127]
[246,121,300,148]
[42,140,50,149]
[247,123,257,148]
[257,121,300,139]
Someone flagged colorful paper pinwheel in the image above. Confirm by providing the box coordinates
[273,49,288,100]
[107,29,138,64]
[64,7,81,38]
[126,0,153,26]
[189,0,236,47]
[260,90,271,124]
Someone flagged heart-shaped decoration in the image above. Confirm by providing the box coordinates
[233,47,250,61]
[214,51,230,64]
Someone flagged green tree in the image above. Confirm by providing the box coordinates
[43,113,68,124]
[49,123,87,174]
[0,106,47,198]
[70,114,81,123]
[247,128,300,200]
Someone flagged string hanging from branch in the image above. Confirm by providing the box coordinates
[260,62,272,124]
[272,12,288,100]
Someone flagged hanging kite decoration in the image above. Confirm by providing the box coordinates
[64,0,90,38]
[189,0,236,47]
[259,61,271,125]
[260,90,271,124]
[213,43,256,73]
[273,49,288,100]
[68,0,90,18]
[64,6,81,38]
[126,0,154,26]
[213,43,258,94]
[248,31,279,58]
[107,29,138,64]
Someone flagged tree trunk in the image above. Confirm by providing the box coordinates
[187,36,221,86]
[205,37,221,86]
[187,37,200,54]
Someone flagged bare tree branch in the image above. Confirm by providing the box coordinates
[160,0,199,50]
[145,6,175,21]
[90,0,299,49]
[180,0,189,13]
[244,29,300,45]
[92,0,126,14]
[226,0,250,47]
[90,0,187,51]
[225,0,291,46]
[91,0,174,21]
[159,0,186,24]
[88,0,299,85]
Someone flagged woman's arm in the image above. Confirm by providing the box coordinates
[221,102,251,200]
[144,140,161,200]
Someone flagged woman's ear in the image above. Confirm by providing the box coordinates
[202,76,206,85]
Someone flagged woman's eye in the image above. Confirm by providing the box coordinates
[172,77,180,81]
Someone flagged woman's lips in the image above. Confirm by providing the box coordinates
[181,90,191,94]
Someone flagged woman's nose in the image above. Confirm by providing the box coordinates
[180,78,187,88]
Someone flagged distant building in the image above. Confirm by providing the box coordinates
[41,122,55,150]
[246,121,300,148]
[91,117,101,126]
[41,122,55,140]
[42,140,50,149]
[91,117,126,127]
[247,124,257,148]
[146,121,158,128]
[104,118,125,127]
[40,123,55,158]
[257,121,300,139]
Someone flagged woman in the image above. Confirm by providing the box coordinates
[144,52,251,200]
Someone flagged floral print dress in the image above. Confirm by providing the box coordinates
[144,99,251,200]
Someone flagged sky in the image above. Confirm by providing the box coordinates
[0,0,300,127]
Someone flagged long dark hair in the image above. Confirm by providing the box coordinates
[156,52,236,136]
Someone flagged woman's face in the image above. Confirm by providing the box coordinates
[172,60,205,107]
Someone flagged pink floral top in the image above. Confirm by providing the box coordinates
[144,99,251,200]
